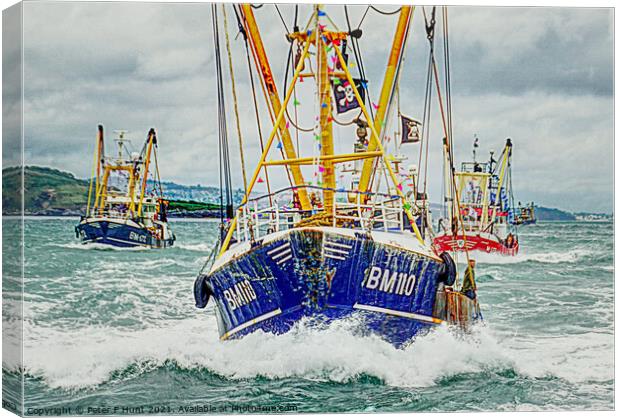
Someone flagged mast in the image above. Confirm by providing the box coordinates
[240,4,312,211]
[357,6,413,199]
[442,137,453,227]
[137,128,156,217]
[490,138,512,225]
[316,5,335,212]
[86,125,104,217]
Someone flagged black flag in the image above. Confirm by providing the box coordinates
[332,78,366,114]
[400,114,421,144]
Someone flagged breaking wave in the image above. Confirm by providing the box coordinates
[13,315,612,391]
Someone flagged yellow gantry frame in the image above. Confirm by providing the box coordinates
[489,141,512,225]
[217,5,424,256]
[136,130,156,217]
[240,4,312,211]
[91,130,155,218]
[357,6,413,199]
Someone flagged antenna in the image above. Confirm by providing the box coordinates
[473,134,479,162]
[112,130,132,161]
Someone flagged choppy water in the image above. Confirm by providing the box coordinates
[2,218,614,414]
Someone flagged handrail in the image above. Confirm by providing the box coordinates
[232,189,408,244]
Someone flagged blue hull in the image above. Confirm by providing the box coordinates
[196,228,457,347]
[76,219,174,248]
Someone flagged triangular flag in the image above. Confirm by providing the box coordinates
[293,99,300,106]
[276,142,283,149]
[317,9,326,16]
[257,177,264,184]
[285,121,290,129]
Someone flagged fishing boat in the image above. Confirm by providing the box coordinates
[434,138,519,255]
[513,202,536,225]
[75,126,175,248]
[194,4,481,346]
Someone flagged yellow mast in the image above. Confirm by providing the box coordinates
[490,139,512,225]
[218,35,313,257]
[240,4,311,211]
[136,129,156,217]
[316,5,335,212]
[217,5,426,255]
[358,6,413,200]
[332,44,425,244]
[86,125,104,217]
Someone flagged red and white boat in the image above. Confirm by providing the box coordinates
[434,138,519,256]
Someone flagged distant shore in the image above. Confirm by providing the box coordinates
[2,211,220,219]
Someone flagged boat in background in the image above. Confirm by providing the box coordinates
[513,202,537,225]
[194,4,482,347]
[434,138,519,256]
[75,126,175,248]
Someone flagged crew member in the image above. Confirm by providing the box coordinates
[461,259,477,300]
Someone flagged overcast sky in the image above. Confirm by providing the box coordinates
[7,2,614,213]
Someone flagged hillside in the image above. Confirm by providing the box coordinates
[534,206,576,221]
[1,166,235,216]
[1,165,592,221]
[3,166,90,215]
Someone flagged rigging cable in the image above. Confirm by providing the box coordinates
[212,4,234,234]
[423,5,472,266]
[232,5,273,206]
[222,4,249,192]
[370,5,402,16]
[237,5,295,188]
[274,4,290,34]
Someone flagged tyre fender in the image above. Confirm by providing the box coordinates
[437,251,456,286]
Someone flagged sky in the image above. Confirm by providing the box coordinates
[4,2,614,213]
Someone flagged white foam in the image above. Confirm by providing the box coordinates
[17,313,613,390]
[473,248,594,265]
[173,243,214,252]
[53,242,149,252]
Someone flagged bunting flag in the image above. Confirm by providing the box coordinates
[400,114,422,144]
[332,78,366,114]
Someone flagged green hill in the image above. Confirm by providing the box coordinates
[3,166,89,215]
[534,205,576,221]
[2,166,225,216]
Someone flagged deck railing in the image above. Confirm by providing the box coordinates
[232,186,407,243]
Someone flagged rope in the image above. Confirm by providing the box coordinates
[357,6,370,29]
[212,4,234,231]
[153,143,164,198]
[274,4,289,33]
[222,5,249,192]
[86,135,98,216]
[233,5,273,206]
[240,7,295,188]
[370,5,402,15]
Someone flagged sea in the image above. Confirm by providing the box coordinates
[2,217,614,414]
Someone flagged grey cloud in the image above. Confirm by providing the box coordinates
[10,3,614,213]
